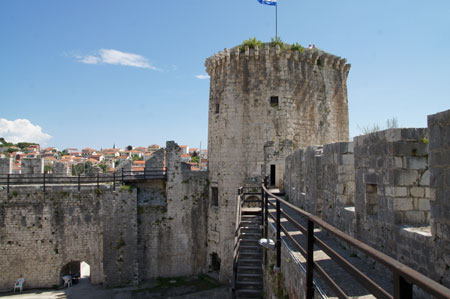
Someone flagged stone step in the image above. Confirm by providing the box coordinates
[237,273,263,282]
[239,253,262,260]
[241,208,261,216]
[237,265,262,271]
[239,252,260,256]
[240,232,261,237]
[239,239,259,246]
[241,217,260,221]
[239,258,263,265]
[240,225,261,230]
[239,245,260,250]
[236,279,262,289]
[239,247,261,253]
[236,288,263,298]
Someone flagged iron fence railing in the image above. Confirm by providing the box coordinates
[261,183,450,299]
[0,168,166,193]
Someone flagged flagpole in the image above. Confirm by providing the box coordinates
[275,3,278,39]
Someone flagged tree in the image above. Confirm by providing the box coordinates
[44,165,52,174]
[98,162,108,173]
[126,145,133,151]
[71,163,84,176]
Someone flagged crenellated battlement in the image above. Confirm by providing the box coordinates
[205,43,351,75]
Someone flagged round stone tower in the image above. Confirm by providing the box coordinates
[205,43,350,281]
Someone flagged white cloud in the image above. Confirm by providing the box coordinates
[0,118,52,144]
[195,74,210,79]
[75,49,159,70]
[79,55,100,64]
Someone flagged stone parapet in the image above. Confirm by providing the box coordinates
[428,109,450,242]
[282,116,450,289]
[205,45,350,76]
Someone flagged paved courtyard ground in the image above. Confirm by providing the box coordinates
[0,275,229,299]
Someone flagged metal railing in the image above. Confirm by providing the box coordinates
[231,186,262,299]
[261,183,450,299]
[0,168,167,192]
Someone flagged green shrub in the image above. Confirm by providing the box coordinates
[270,36,286,51]
[120,185,129,191]
[290,42,305,53]
[240,37,263,52]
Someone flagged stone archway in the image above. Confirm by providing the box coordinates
[243,195,261,208]
[60,260,91,286]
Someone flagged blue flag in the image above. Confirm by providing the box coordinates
[258,0,277,6]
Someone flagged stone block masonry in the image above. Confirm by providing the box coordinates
[283,118,450,290]
[136,141,208,281]
[428,109,450,288]
[21,158,44,175]
[0,185,138,291]
[0,141,210,292]
[0,158,12,174]
[205,44,351,282]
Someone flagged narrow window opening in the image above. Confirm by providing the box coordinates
[270,165,276,186]
[211,187,218,206]
[215,104,220,114]
[210,253,221,272]
[317,58,323,67]
[270,96,279,107]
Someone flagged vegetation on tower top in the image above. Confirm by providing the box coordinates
[239,37,309,53]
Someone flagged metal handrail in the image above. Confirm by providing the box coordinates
[262,184,450,299]
[231,187,244,299]
[0,168,167,192]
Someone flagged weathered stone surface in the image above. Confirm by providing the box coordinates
[0,141,209,292]
[282,123,450,293]
[206,45,350,281]
[0,185,136,291]
[21,158,44,174]
[0,158,12,174]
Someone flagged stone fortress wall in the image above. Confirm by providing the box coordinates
[282,109,450,289]
[0,185,137,290]
[205,44,351,281]
[0,141,209,291]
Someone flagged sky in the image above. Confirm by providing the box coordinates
[0,0,449,150]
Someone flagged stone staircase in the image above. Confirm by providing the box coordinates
[235,208,263,298]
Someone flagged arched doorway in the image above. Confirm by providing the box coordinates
[243,195,260,208]
[60,261,91,286]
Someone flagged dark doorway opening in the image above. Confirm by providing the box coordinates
[60,261,90,286]
[210,253,221,272]
[270,164,276,186]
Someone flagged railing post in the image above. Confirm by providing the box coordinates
[78,173,81,192]
[260,183,264,227]
[121,168,124,184]
[394,273,412,299]
[43,172,46,193]
[276,197,281,270]
[7,174,10,194]
[264,189,268,239]
[113,172,116,191]
[97,173,99,190]
[306,219,315,299]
